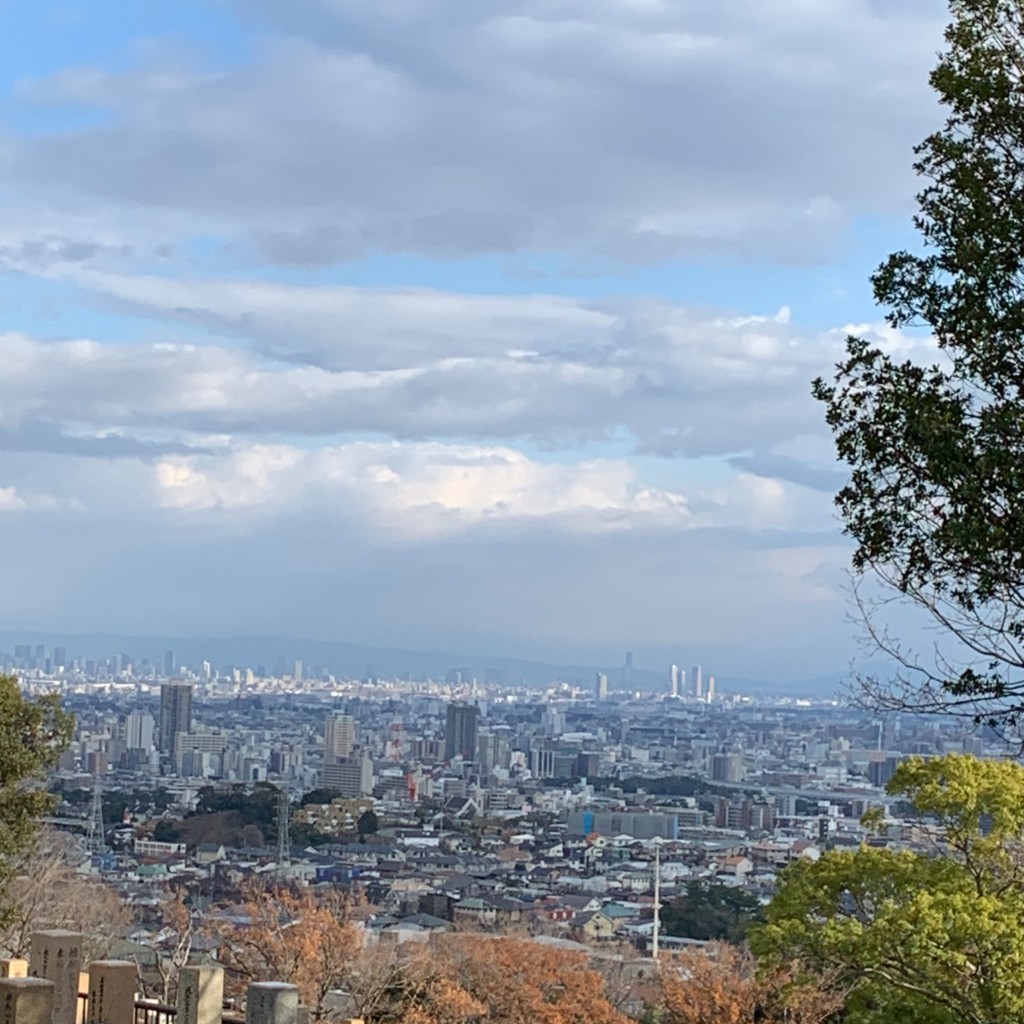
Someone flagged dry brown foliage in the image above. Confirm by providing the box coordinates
[384,935,632,1024]
[208,882,363,1019]
[658,944,844,1024]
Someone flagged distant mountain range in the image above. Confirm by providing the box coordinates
[0,629,848,698]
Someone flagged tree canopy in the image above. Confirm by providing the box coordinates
[0,675,73,928]
[661,880,763,943]
[813,0,1024,727]
[753,753,1024,1023]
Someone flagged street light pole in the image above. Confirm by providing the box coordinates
[652,840,661,960]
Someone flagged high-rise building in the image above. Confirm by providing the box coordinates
[444,702,479,761]
[125,710,155,750]
[691,665,703,699]
[669,664,681,698]
[595,672,609,702]
[325,713,356,762]
[163,650,176,677]
[706,675,716,702]
[322,750,374,797]
[53,646,67,671]
[475,728,512,773]
[159,681,193,754]
[293,659,303,682]
[711,752,744,783]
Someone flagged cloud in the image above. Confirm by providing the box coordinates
[0,486,26,511]
[1,275,913,465]
[150,441,696,538]
[0,420,212,460]
[0,494,852,676]
[2,0,945,264]
[0,0,938,674]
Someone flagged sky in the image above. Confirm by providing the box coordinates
[0,0,950,680]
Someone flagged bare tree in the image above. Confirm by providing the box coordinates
[141,893,196,1005]
[0,830,129,963]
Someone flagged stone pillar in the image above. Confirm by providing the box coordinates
[245,983,298,1024]
[177,966,223,1024]
[86,962,136,1024]
[0,978,55,1024]
[0,965,27,981]
[29,932,82,1024]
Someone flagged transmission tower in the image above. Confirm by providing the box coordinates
[276,788,291,866]
[86,777,106,853]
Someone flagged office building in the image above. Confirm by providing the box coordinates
[568,810,679,840]
[159,681,193,753]
[325,713,356,762]
[706,675,716,702]
[595,672,609,702]
[163,650,176,677]
[669,664,681,698]
[322,750,374,797]
[444,702,479,761]
[476,728,512,773]
[125,710,155,751]
[711,752,744,783]
[175,729,227,777]
[53,646,67,671]
[293,659,303,683]
[691,665,703,699]
[868,756,903,788]
[714,797,773,832]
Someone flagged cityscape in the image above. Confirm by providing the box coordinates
[6,636,995,957]
[3,0,1024,1022]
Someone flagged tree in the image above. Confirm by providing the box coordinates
[660,880,763,943]
[752,753,1024,1023]
[299,788,343,806]
[145,892,196,1005]
[0,676,73,928]
[0,829,129,963]
[379,936,631,1024]
[208,882,363,1020]
[357,809,379,839]
[659,944,844,1024]
[813,0,1024,728]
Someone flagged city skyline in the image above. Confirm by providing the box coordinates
[0,629,844,695]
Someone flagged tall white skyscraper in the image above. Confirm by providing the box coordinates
[669,664,681,698]
[706,675,716,702]
[691,665,703,699]
[125,710,155,750]
[595,672,609,702]
[325,713,356,762]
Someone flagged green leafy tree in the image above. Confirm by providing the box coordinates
[0,675,73,927]
[152,820,181,843]
[299,787,343,806]
[356,809,379,838]
[813,0,1024,728]
[753,754,1024,1023]
[661,880,763,943]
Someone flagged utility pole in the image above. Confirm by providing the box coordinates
[652,839,661,960]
